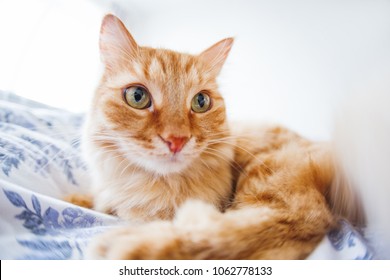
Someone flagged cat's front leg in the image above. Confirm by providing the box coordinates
[86,200,221,260]
[86,221,185,259]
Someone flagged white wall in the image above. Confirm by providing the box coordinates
[1,0,389,140]
[0,0,103,112]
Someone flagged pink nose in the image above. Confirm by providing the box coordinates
[162,136,189,153]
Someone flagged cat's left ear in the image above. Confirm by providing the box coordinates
[198,38,234,75]
[99,14,139,68]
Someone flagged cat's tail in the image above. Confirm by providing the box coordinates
[329,91,390,259]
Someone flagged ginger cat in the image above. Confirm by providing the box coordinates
[72,14,358,259]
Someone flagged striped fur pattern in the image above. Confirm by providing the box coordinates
[79,15,341,259]
[82,14,234,221]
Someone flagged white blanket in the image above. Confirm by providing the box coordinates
[0,91,373,259]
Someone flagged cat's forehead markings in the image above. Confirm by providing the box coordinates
[132,62,145,77]
[148,57,161,76]
[186,63,198,80]
[147,83,163,107]
[106,72,139,89]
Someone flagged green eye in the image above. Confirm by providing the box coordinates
[191,92,211,113]
[124,86,151,109]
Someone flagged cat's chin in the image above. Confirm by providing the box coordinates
[131,154,192,176]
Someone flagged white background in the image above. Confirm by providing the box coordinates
[0,0,389,140]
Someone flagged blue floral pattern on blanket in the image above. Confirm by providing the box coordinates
[0,91,117,259]
[0,117,84,185]
[1,188,109,259]
[0,91,374,259]
[327,220,374,260]
[3,190,97,234]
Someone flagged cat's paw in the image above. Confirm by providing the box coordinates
[175,199,222,227]
[85,200,221,260]
[86,221,183,259]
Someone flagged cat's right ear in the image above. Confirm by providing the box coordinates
[198,38,234,75]
[99,14,139,68]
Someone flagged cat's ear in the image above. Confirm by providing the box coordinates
[198,38,234,75]
[99,14,139,67]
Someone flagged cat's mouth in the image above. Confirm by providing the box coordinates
[157,150,192,165]
[140,152,192,175]
[168,153,182,163]
[119,147,193,175]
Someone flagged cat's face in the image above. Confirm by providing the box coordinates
[90,15,233,175]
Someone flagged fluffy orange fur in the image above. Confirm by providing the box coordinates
[80,15,234,222]
[70,14,356,259]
